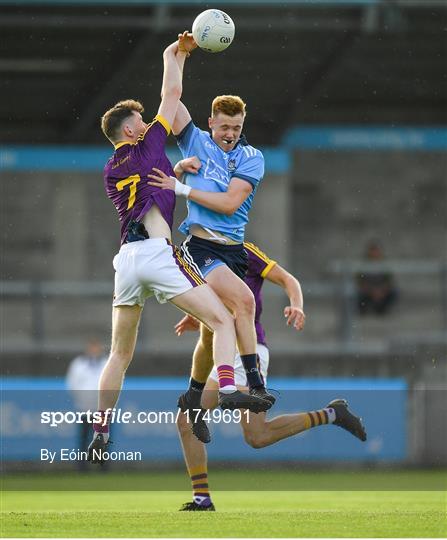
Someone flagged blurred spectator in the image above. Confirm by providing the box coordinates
[66,338,107,470]
[356,241,398,316]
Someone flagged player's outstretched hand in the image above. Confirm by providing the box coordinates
[147,168,175,190]
[284,306,306,330]
[178,31,198,55]
[175,314,200,336]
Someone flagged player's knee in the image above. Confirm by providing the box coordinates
[207,307,235,333]
[235,289,255,318]
[243,431,266,449]
[107,350,132,373]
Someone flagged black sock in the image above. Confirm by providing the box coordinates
[240,354,264,389]
[188,377,206,407]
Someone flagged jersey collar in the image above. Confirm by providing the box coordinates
[114,141,131,150]
[236,134,249,147]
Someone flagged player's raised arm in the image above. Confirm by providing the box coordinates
[171,33,195,135]
[172,101,193,137]
[264,264,306,331]
[158,33,194,128]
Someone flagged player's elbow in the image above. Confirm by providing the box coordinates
[222,199,240,216]
[277,272,297,291]
[283,273,297,290]
[215,203,234,216]
[163,85,182,101]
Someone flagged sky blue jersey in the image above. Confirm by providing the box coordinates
[176,121,265,243]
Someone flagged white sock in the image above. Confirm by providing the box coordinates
[194,495,211,506]
[324,407,336,423]
[219,385,237,394]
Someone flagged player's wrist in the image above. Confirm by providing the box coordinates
[173,177,191,198]
[163,43,177,57]
[174,161,185,175]
[177,47,191,58]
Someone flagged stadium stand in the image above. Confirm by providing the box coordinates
[0,3,446,144]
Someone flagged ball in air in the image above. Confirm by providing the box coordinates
[192,9,235,53]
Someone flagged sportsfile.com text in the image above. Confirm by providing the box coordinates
[40,408,249,427]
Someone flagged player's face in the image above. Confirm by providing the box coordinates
[123,111,147,142]
[209,113,244,152]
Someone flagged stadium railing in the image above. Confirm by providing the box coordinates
[1,260,445,355]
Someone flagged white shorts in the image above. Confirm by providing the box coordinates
[112,238,205,307]
[209,343,270,387]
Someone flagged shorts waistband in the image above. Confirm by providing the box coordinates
[120,237,170,251]
[188,235,243,252]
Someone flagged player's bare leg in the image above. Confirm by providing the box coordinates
[202,265,275,404]
[98,305,142,411]
[176,323,214,443]
[170,284,271,414]
[200,377,222,410]
[176,268,273,443]
[241,400,366,446]
[190,324,214,383]
[88,305,142,462]
[169,285,235,369]
[204,265,256,356]
[201,378,367,447]
[240,407,309,449]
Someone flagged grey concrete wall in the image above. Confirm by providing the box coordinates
[290,150,446,280]
[0,170,117,281]
[245,173,291,268]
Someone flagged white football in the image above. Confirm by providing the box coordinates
[192,9,235,53]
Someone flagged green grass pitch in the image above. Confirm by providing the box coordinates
[1,470,446,537]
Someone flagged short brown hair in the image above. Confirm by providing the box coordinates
[101,99,144,143]
[211,95,246,118]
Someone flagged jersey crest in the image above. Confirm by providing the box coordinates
[228,158,237,172]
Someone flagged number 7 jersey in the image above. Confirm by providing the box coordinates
[103,114,176,245]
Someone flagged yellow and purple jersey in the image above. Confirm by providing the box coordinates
[244,242,277,347]
[103,114,176,244]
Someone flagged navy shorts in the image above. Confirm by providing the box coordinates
[180,235,248,280]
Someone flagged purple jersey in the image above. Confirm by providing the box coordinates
[243,242,277,347]
[103,114,176,244]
